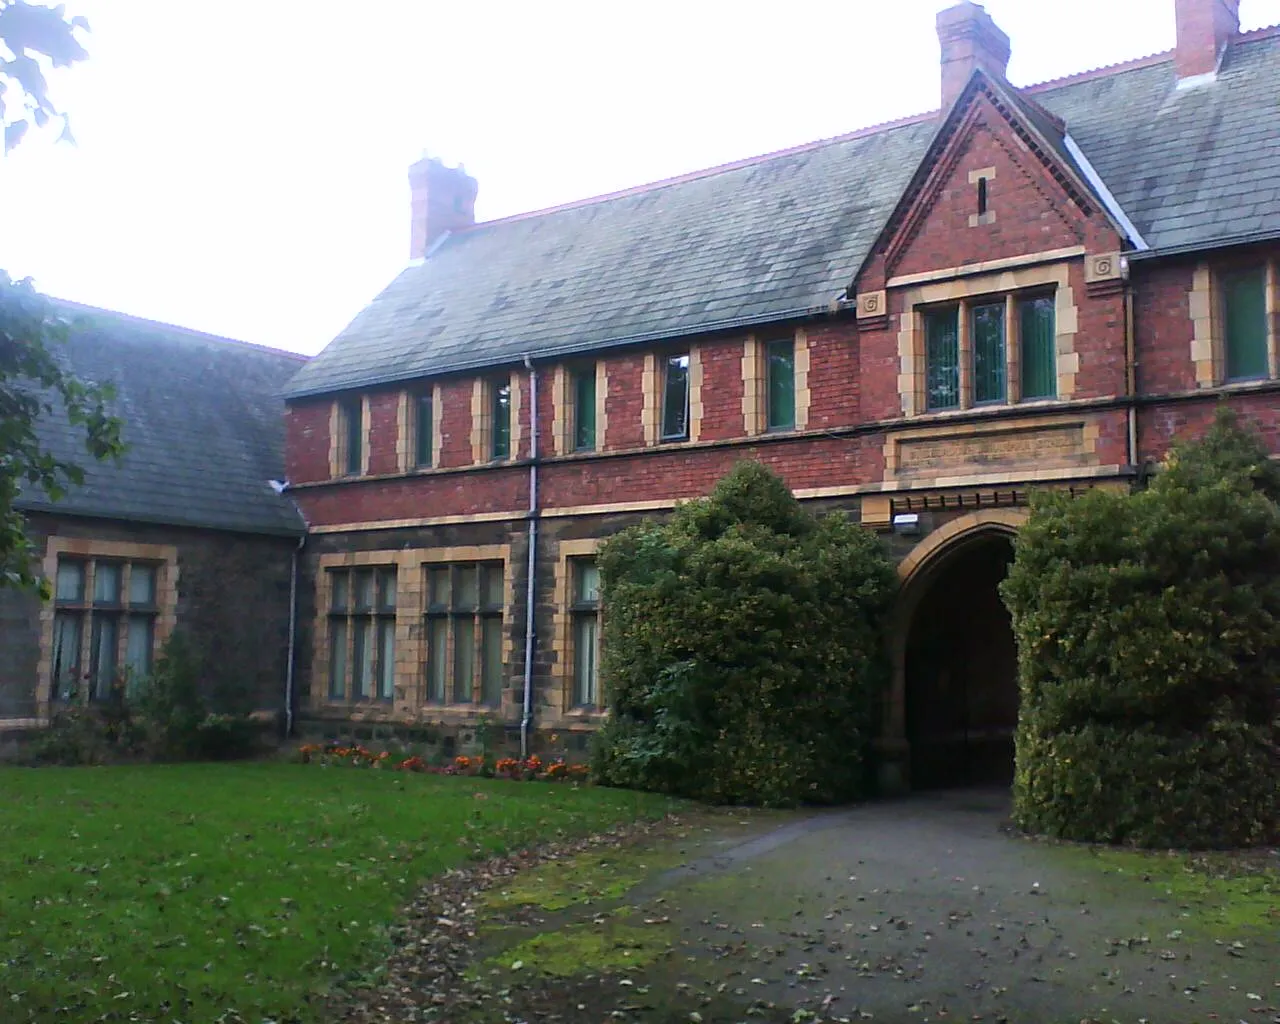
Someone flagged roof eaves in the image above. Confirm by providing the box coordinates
[16,497,307,537]
[1126,228,1280,262]
[283,300,849,400]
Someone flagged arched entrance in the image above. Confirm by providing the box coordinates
[889,511,1025,790]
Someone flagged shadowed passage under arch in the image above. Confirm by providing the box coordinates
[900,522,1020,789]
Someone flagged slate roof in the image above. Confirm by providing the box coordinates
[286,29,1280,399]
[18,303,307,536]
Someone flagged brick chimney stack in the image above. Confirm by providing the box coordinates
[936,1,1011,111]
[408,156,478,260]
[1174,0,1239,81]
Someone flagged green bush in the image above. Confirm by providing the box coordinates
[1002,410,1280,847]
[31,631,262,765]
[590,461,895,806]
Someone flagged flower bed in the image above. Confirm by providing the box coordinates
[295,744,591,783]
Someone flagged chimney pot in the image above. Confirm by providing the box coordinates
[409,156,478,260]
[936,1,1011,111]
[1174,0,1240,81]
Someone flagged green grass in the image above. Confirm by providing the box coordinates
[0,763,674,1023]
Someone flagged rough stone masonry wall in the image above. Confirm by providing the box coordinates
[0,513,296,722]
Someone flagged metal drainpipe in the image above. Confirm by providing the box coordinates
[1124,278,1139,475]
[284,531,305,738]
[520,356,539,757]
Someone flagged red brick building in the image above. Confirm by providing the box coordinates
[284,0,1280,789]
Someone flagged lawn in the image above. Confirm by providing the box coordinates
[0,762,674,1023]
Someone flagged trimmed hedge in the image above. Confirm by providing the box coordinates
[590,461,895,806]
[1001,410,1280,847]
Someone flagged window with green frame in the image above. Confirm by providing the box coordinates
[1223,266,1268,382]
[423,562,505,706]
[970,301,1006,404]
[490,378,511,460]
[573,364,597,450]
[328,566,396,703]
[765,338,795,430]
[1019,295,1056,399]
[925,308,960,410]
[414,388,433,468]
[570,558,601,707]
[340,397,363,475]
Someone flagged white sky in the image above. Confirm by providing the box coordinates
[1,0,1278,355]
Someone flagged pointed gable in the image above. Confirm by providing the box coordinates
[858,69,1131,290]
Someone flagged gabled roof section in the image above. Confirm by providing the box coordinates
[1031,29,1280,255]
[285,118,938,399]
[18,303,307,536]
[864,66,1135,283]
[287,29,1280,399]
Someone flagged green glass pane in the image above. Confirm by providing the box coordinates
[453,617,475,703]
[353,619,373,699]
[661,354,690,440]
[1225,268,1268,381]
[574,367,597,450]
[426,617,448,702]
[344,399,362,475]
[1020,296,1056,399]
[52,611,82,698]
[481,616,504,706]
[573,614,599,707]
[55,560,84,603]
[354,570,374,612]
[377,619,395,700]
[377,568,396,610]
[491,380,511,459]
[89,615,118,699]
[94,563,121,605]
[574,560,600,605]
[128,565,156,608]
[125,617,154,689]
[415,391,433,467]
[455,565,479,609]
[480,564,504,609]
[925,309,960,410]
[328,619,347,699]
[971,302,1006,404]
[766,339,795,430]
[427,567,450,610]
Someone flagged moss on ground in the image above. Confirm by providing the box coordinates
[479,843,687,916]
[470,918,674,978]
[1045,844,1279,938]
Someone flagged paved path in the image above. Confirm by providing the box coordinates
[466,789,1279,1023]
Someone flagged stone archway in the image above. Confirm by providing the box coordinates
[882,510,1027,792]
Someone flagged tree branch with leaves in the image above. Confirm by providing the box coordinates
[2,2,123,591]
[0,0,88,150]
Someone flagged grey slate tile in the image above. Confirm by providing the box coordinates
[287,33,1280,398]
[18,303,307,536]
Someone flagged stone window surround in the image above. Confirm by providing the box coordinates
[550,537,606,720]
[470,374,523,465]
[311,545,516,721]
[741,329,811,436]
[551,361,609,455]
[36,536,179,715]
[642,346,703,445]
[896,262,1079,418]
[329,396,371,478]
[1190,257,1280,388]
[396,384,444,473]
